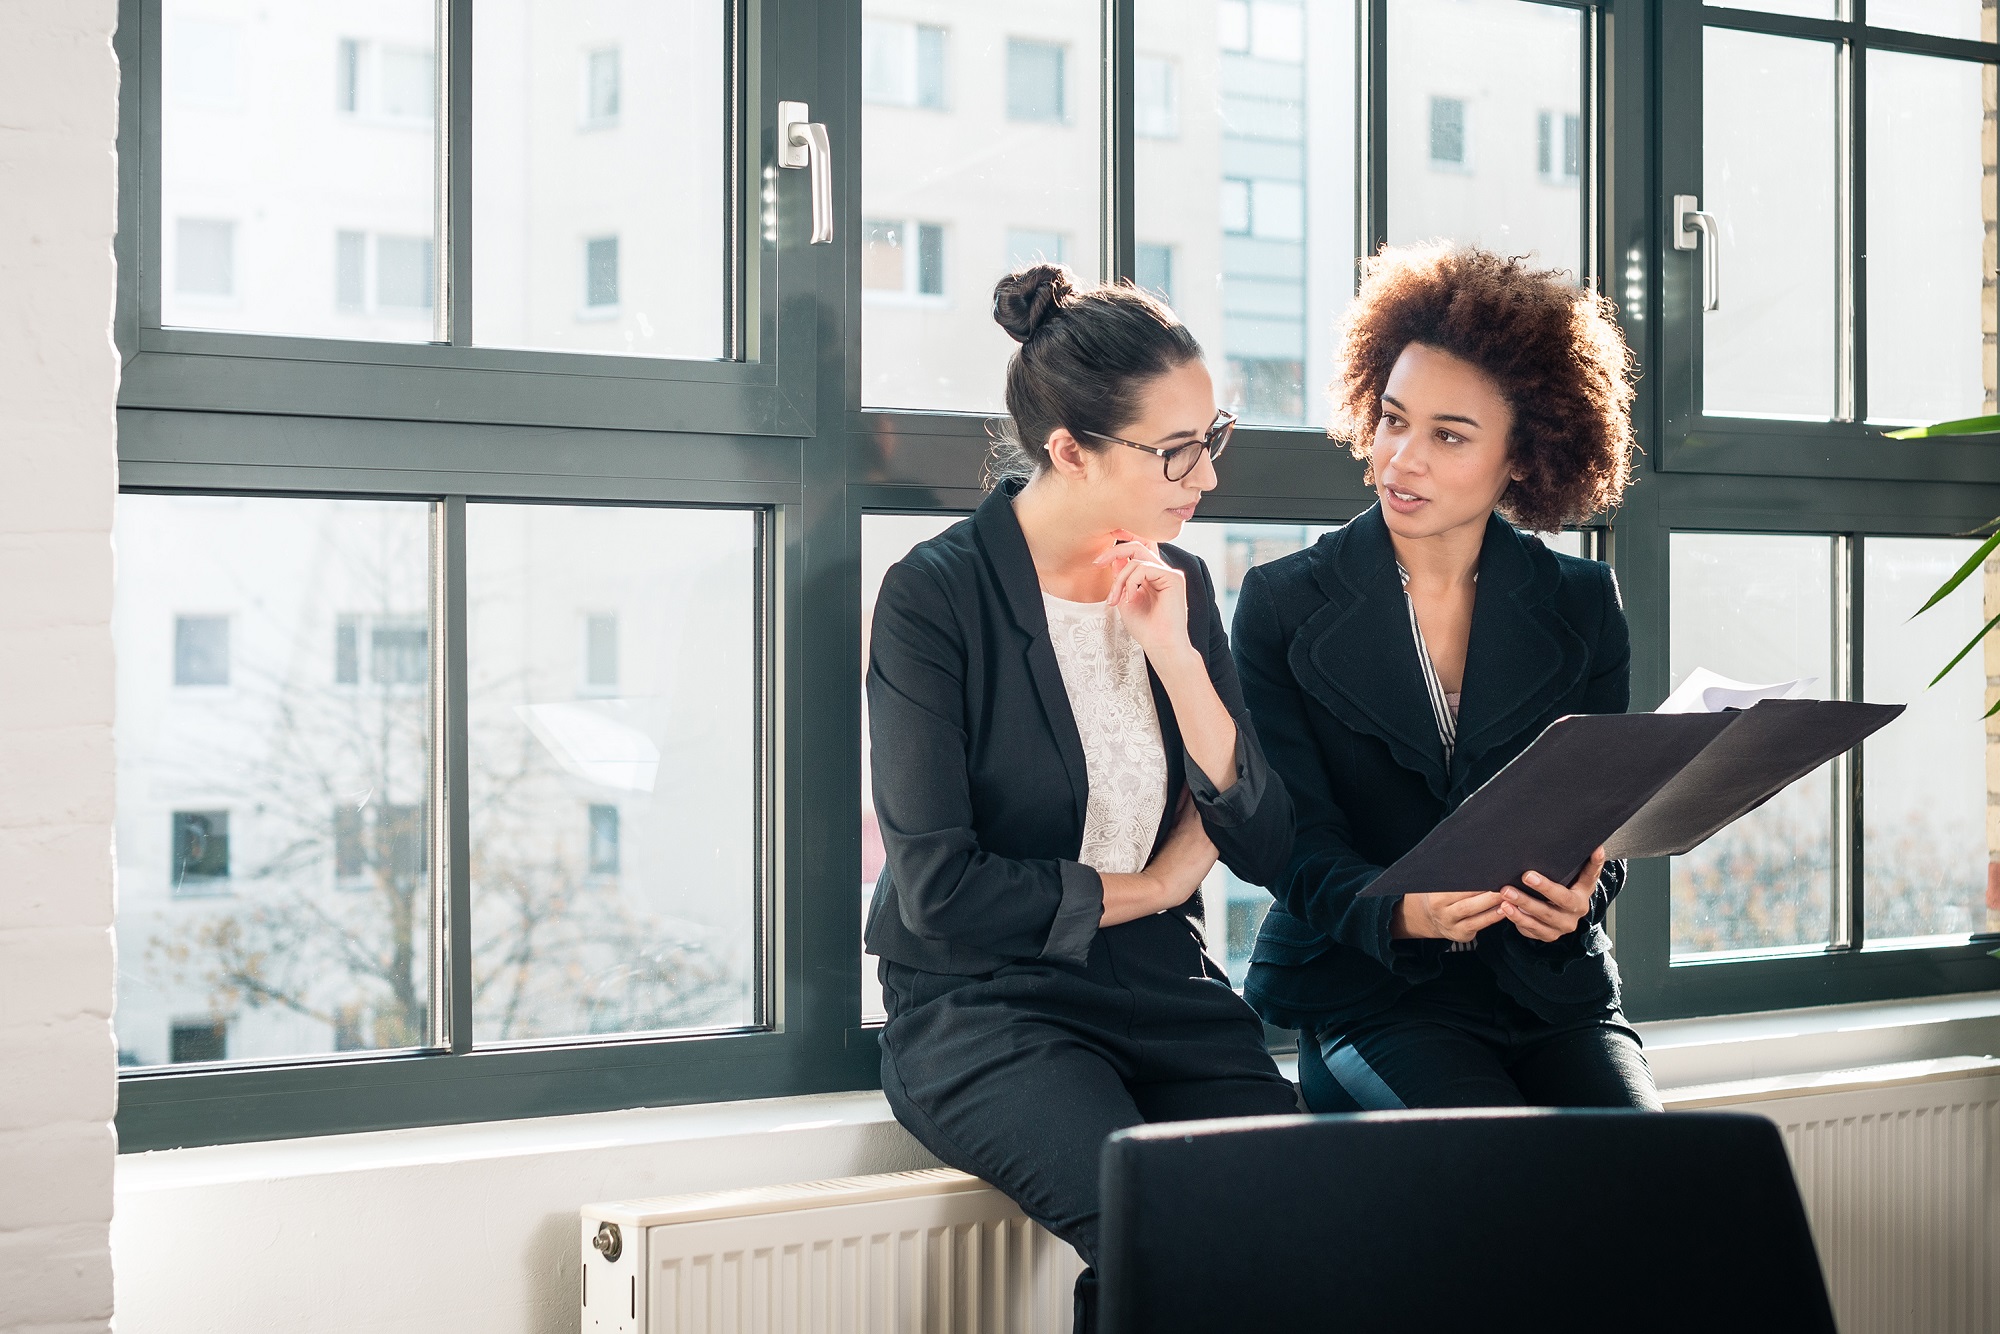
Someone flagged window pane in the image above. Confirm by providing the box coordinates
[114,495,434,1069]
[1387,1,1583,281]
[466,504,759,1043]
[1669,533,1839,957]
[1702,0,1836,17]
[1135,0,1357,427]
[863,7,1103,410]
[1869,1,1985,40]
[161,2,436,341]
[1172,521,1339,984]
[1703,28,1839,419]
[472,1,726,359]
[860,514,963,1024]
[1863,538,1994,942]
[1867,51,1991,424]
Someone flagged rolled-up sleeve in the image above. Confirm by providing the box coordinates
[869,561,1102,967]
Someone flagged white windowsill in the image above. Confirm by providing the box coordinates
[116,989,2000,1192]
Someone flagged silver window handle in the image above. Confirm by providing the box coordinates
[777,101,833,245]
[1673,194,1720,312]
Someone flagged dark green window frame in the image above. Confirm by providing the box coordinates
[113,0,2000,1153]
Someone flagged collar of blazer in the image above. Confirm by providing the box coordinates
[1287,504,1590,803]
[971,478,1193,843]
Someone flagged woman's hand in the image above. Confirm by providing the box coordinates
[1100,791,1217,927]
[1499,846,1605,942]
[1391,891,1506,942]
[1098,530,1195,668]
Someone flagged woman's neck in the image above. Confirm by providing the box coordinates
[1012,472,1118,602]
[1387,512,1487,595]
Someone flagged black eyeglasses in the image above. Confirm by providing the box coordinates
[1076,410,1236,481]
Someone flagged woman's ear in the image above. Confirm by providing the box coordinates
[1045,428,1093,481]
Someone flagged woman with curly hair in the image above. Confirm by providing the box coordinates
[1234,242,1659,1112]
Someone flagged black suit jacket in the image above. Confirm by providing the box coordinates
[1235,505,1629,1033]
[864,480,1295,978]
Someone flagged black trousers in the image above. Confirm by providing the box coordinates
[1298,951,1663,1113]
[878,912,1299,1334]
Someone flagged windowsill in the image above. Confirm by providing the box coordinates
[116,989,2000,1187]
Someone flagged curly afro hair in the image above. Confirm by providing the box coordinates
[1330,243,1637,531]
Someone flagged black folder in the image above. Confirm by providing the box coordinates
[1357,699,1904,898]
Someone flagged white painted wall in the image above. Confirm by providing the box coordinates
[0,2,122,1333]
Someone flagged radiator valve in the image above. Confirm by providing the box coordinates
[592,1222,622,1264]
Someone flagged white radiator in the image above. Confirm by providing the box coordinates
[1665,1057,2000,1334]
[580,1168,1084,1334]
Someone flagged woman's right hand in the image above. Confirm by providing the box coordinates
[1100,792,1217,927]
[1391,890,1506,942]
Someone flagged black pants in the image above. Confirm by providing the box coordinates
[1298,951,1662,1113]
[878,912,1299,1334]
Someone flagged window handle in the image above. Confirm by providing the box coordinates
[777,101,833,245]
[1673,194,1720,312]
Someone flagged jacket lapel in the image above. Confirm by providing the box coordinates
[1290,507,1453,801]
[972,482,1091,834]
[1449,515,1590,794]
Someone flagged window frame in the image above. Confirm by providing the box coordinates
[112,0,2000,1153]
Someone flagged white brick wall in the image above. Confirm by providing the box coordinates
[0,1,122,1332]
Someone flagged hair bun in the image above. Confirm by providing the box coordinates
[993,263,1076,344]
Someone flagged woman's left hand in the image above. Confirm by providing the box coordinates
[1500,846,1606,942]
[1098,529,1193,665]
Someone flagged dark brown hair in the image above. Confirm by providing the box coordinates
[988,264,1203,482]
[1331,243,1637,530]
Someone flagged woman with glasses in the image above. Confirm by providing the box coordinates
[866,264,1298,1333]
[1235,243,1658,1115]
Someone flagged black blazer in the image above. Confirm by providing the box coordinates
[1235,505,1629,1034]
[864,480,1295,978]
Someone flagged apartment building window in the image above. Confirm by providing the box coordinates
[1538,110,1580,180]
[332,803,423,886]
[1136,55,1180,139]
[1006,38,1066,123]
[1430,96,1467,166]
[1136,243,1173,305]
[169,1020,229,1065]
[863,19,947,109]
[175,218,235,298]
[1218,0,1251,53]
[171,811,231,895]
[1006,229,1069,270]
[584,614,619,692]
[1221,178,1251,234]
[1250,180,1304,241]
[585,235,620,310]
[589,804,621,877]
[335,233,433,316]
[862,220,945,298]
[332,39,434,123]
[584,47,620,126]
[173,614,230,686]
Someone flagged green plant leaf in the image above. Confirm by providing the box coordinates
[1910,527,2000,618]
[1928,610,2000,687]
[1884,415,2000,439]
[1987,695,2000,721]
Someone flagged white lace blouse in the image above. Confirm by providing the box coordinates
[1041,593,1170,876]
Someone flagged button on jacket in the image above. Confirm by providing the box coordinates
[1235,505,1630,1034]
[864,480,1296,978]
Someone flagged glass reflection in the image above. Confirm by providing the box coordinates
[1702,29,1839,419]
[1863,537,1993,942]
[1867,50,1990,424]
[466,503,758,1043]
[1387,0,1584,282]
[1670,533,1838,957]
[114,495,434,1068]
[161,0,437,341]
